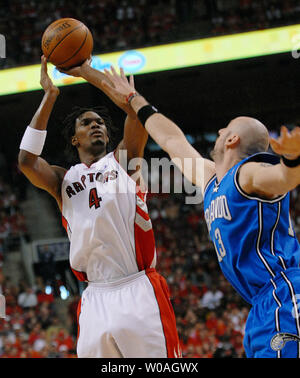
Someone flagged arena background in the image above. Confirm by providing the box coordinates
[0,0,300,359]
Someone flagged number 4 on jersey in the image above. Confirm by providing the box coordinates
[89,188,102,209]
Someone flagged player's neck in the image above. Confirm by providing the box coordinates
[79,150,107,167]
[215,153,240,183]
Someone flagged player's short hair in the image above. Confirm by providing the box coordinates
[62,105,116,163]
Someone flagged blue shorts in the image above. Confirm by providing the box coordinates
[244,267,300,358]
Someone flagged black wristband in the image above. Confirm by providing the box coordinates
[137,105,159,127]
[281,155,300,168]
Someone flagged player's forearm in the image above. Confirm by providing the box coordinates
[123,115,148,159]
[29,90,58,131]
[130,95,187,155]
[19,91,57,168]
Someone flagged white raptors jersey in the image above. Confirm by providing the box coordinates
[61,151,156,283]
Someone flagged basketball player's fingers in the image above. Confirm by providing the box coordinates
[280,125,289,140]
[119,67,126,81]
[291,126,300,136]
[269,138,283,154]
[101,80,120,98]
[87,55,92,65]
[110,65,120,80]
[129,75,134,88]
[104,68,114,81]
[101,79,113,91]
[40,56,47,72]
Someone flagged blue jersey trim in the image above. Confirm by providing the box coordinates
[203,174,216,197]
[256,201,276,278]
[270,278,282,358]
[270,202,287,271]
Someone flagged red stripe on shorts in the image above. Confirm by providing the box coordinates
[76,297,82,356]
[145,268,182,358]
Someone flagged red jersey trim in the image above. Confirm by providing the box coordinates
[71,267,88,282]
[136,204,150,221]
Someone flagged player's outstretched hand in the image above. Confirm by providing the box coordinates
[100,66,137,116]
[40,56,60,96]
[270,126,300,159]
[57,56,92,77]
[102,66,135,100]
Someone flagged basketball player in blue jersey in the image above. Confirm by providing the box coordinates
[84,65,300,358]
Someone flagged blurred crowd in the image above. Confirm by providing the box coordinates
[0,155,29,266]
[0,274,78,358]
[1,0,300,68]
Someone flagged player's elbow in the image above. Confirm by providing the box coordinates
[18,150,29,170]
[18,150,37,172]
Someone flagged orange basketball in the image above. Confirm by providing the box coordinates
[41,18,93,69]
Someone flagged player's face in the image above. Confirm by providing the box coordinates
[210,127,228,161]
[73,111,109,152]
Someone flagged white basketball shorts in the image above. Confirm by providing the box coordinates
[76,268,181,358]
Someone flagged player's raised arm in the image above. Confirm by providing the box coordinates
[59,59,136,119]
[103,69,148,168]
[18,56,66,209]
[239,126,300,198]
[98,67,216,193]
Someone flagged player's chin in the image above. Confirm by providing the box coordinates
[91,137,105,146]
[90,139,107,152]
[210,149,216,161]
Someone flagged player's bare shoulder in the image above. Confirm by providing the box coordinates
[238,161,277,199]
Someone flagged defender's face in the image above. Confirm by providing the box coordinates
[211,127,228,161]
[72,111,109,150]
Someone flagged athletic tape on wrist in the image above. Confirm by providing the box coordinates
[19,126,47,156]
[137,105,159,127]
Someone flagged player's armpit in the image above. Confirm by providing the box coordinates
[238,161,300,199]
[18,151,66,207]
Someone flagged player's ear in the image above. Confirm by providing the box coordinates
[71,135,79,147]
[225,134,240,149]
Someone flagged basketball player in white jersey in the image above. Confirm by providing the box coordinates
[18,56,181,358]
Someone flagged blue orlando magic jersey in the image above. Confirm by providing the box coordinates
[203,153,300,304]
